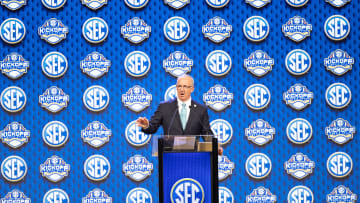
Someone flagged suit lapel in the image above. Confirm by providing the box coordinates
[171,100,183,133]
[184,100,195,133]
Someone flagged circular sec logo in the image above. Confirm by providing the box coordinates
[42,121,69,147]
[206,0,230,8]
[42,0,66,9]
[206,50,232,76]
[210,119,233,145]
[243,16,269,42]
[1,155,27,182]
[245,153,272,179]
[327,152,353,178]
[125,120,152,147]
[84,154,111,181]
[325,83,351,109]
[42,52,68,78]
[324,15,350,41]
[244,84,271,110]
[287,186,313,203]
[1,86,27,113]
[219,186,234,203]
[285,49,311,75]
[286,0,309,7]
[124,51,151,77]
[286,118,312,144]
[83,85,110,112]
[82,17,109,44]
[0,18,26,44]
[171,178,204,203]
[43,189,69,203]
[124,0,149,9]
[164,85,177,101]
[164,16,190,43]
[126,187,152,203]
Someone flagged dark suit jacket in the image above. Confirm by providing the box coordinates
[142,99,214,136]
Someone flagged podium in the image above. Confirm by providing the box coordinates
[156,136,219,203]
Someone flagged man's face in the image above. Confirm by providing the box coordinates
[176,76,194,102]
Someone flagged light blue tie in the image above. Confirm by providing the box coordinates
[180,103,187,130]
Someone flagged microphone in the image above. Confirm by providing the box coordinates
[167,107,179,138]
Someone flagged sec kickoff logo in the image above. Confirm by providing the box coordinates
[244,84,271,110]
[1,189,31,202]
[83,85,110,112]
[42,121,69,147]
[327,152,352,178]
[40,155,70,182]
[210,119,233,145]
[43,189,69,203]
[38,18,69,44]
[282,16,312,42]
[126,187,152,203]
[164,0,189,9]
[123,155,153,182]
[0,18,25,44]
[287,186,313,203]
[39,86,69,113]
[203,84,234,112]
[83,188,112,203]
[42,0,66,9]
[82,17,109,44]
[283,83,314,110]
[121,17,151,44]
[219,186,234,203]
[82,0,108,10]
[246,186,276,203]
[171,178,204,203]
[42,52,68,78]
[324,15,350,41]
[245,0,270,8]
[1,0,26,10]
[325,83,351,109]
[1,121,30,148]
[327,185,357,203]
[206,50,232,76]
[326,118,355,145]
[245,119,275,146]
[0,52,29,79]
[324,49,354,76]
[124,51,151,77]
[243,16,269,42]
[80,51,111,78]
[202,16,232,43]
[326,0,350,7]
[164,16,190,43]
[125,120,152,147]
[245,153,272,179]
[1,86,26,113]
[218,155,235,181]
[163,51,193,77]
[1,155,27,182]
[84,154,111,181]
[82,121,112,148]
[244,50,274,77]
[122,85,152,112]
[286,0,308,7]
[206,0,230,8]
[284,152,315,179]
[124,0,149,9]
[286,118,312,144]
[285,49,311,75]
[164,85,177,101]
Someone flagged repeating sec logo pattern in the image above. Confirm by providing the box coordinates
[286,118,312,144]
[245,119,275,146]
[163,51,193,77]
[81,121,112,148]
[243,16,269,42]
[1,155,27,182]
[81,0,108,10]
[43,189,69,203]
[39,86,69,113]
[82,188,112,203]
[324,49,354,76]
[327,185,357,203]
[218,155,234,181]
[122,155,153,182]
[246,186,276,203]
[124,0,149,9]
[0,52,29,79]
[1,0,26,10]
[210,119,233,145]
[326,0,350,7]
[124,51,151,77]
[245,153,272,179]
[202,16,232,43]
[219,186,234,203]
[0,18,26,44]
[283,83,314,110]
[126,187,152,203]
[170,178,204,203]
[125,120,152,147]
[1,121,30,148]
[163,16,190,43]
[206,0,230,8]
[122,85,152,112]
[203,84,234,111]
[325,118,355,145]
[1,189,31,202]
[82,17,109,43]
[42,121,69,147]
[1,86,26,113]
[121,17,151,44]
[83,85,110,112]
[41,0,66,9]
[80,51,111,78]
[327,152,352,178]
[244,50,274,77]
[284,152,315,179]
[206,50,232,76]
[40,155,70,182]
[38,18,69,44]
[164,85,177,101]
[324,15,350,41]
[286,0,309,7]
[41,52,68,78]
[282,16,312,42]
[245,0,271,8]
[325,83,351,109]
[84,154,111,181]
[164,0,189,9]
[287,186,313,203]
[285,49,311,75]
[244,84,271,110]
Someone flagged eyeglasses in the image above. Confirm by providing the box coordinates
[176,85,193,89]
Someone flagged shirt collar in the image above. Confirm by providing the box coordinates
[177,97,192,108]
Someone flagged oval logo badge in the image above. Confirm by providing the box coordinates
[282,16,312,42]
[1,0,26,10]
[42,121,69,147]
[125,120,152,147]
[327,152,352,178]
[285,49,311,75]
[202,16,232,43]
[164,16,190,43]
[243,16,269,42]
[283,83,314,110]
[123,155,153,182]
[1,86,27,113]
[218,155,235,181]
[324,15,350,41]
[0,18,26,44]
[124,0,149,9]
[244,84,270,110]
[39,86,69,113]
[163,51,193,77]
[82,17,109,44]
[80,51,111,79]
[1,155,27,182]
[124,51,151,77]
[327,185,357,203]
[126,187,152,203]
[244,50,274,77]
[121,17,151,44]
[325,118,355,145]
[326,0,350,7]
[206,50,232,76]
[284,152,315,179]
[206,0,230,8]
[1,121,30,148]
[210,119,233,145]
[0,52,29,80]
[324,49,354,76]
[42,52,68,78]
[43,189,69,203]
[82,188,112,203]
[203,84,234,112]
[122,85,152,112]
[287,186,313,203]
[83,85,110,112]
[245,153,272,179]
[246,186,276,203]
[286,118,312,144]
[325,83,351,109]
[84,154,111,181]
[164,85,177,101]
[81,121,112,148]
[170,178,204,203]
[81,0,108,10]
[0,189,31,202]
[38,18,69,44]
[245,119,275,146]
[40,155,70,182]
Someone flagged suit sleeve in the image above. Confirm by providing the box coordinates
[141,104,164,134]
[201,107,214,136]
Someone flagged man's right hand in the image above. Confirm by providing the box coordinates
[136,117,149,129]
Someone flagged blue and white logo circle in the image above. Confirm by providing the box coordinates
[0,189,31,202]
[126,187,152,203]
[82,0,108,10]
[287,186,313,203]
[84,154,111,181]
[1,155,27,182]
[82,188,112,203]
[42,52,68,78]
[245,0,271,8]
[1,86,26,113]
[245,153,272,179]
[171,178,204,203]
[325,83,351,109]
[243,16,269,42]
[244,84,270,110]
[125,120,152,147]
[43,189,69,203]
[0,52,29,80]
[0,18,26,44]
[285,49,311,75]
[326,0,351,8]
[219,186,234,203]
[42,121,69,147]
[206,50,232,76]
[82,17,109,44]
[124,0,149,9]
[42,0,66,9]
[164,85,177,101]
[286,0,309,7]
[327,152,352,178]
[164,16,190,43]
[206,0,230,8]
[83,85,110,112]
[124,51,151,77]
[324,15,350,41]
[286,118,312,144]
[1,0,26,10]
[210,119,233,145]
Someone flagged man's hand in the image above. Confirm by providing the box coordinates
[136,117,149,129]
[218,146,223,155]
